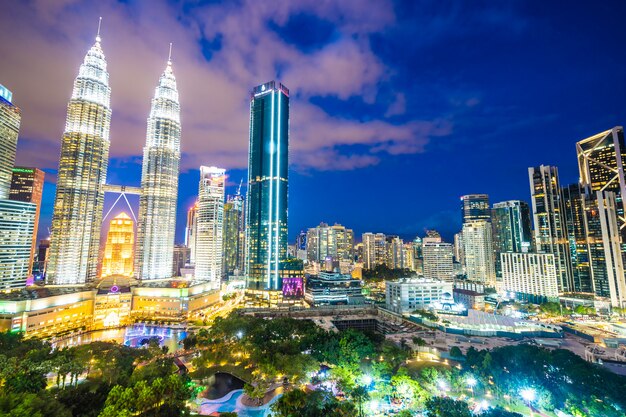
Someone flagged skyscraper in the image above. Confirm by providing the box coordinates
[306,223,354,265]
[362,232,386,269]
[101,212,134,278]
[386,235,405,269]
[48,30,111,285]
[562,183,593,293]
[185,202,198,265]
[0,200,36,290]
[245,81,289,292]
[492,200,533,280]
[461,194,491,223]
[423,242,454,281]
[528,165,573,292]
[0,84,20,200]
[9,167,45,275]
[223,194,245,275]
[135,51,181,280]
[195,166,225,287]
[462,221,496,287]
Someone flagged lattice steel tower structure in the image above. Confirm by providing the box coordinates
[135,47,181,280]
[48,25,111,285]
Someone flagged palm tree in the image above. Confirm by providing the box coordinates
[351,385,370,417]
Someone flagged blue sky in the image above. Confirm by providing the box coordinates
[1,0,626,243]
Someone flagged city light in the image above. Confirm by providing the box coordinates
[466,375,477,388]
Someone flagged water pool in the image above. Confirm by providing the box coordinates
[198,389,282,417]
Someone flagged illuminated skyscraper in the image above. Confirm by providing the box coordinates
[492,200,533,280]
[195,166,225,286]
[48,30,111,285]
[9,167,45,275]
[562,183,593,293]
[245,81,289,292]
[0,200,36,290]
[362,232,386,269]
[135,50,181,280]
[101,212,134,278]
[223,194,245,275]
[462,221,496,287]
[306,223,354,264]
[461,194,491,223]
[185,201,198,265]
[528,165,573,292]
[0,84,20,200]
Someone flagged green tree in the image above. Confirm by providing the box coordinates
[424,397,471,417]
[350,386,370,417]
[449,346,463,358]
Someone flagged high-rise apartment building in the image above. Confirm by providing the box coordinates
[562,183,593,293]
[136,53,181,280]
[245,81,289,292]
[501,252,559,301]
[223,194,245,275]
[492,200,533,280]
[528,165,573,293]
[461,194,491,223]
[101,212,134,278]
[48,32,111,285]
[195,166,225,287]
[462,221,496,287]
[306,223,354,264]
[453,232,464,266]
[185,202,198,265]
[0,85,20,200]
[362,232,386,269]
[386,236,405,269]
[423,242,454,281]
[0,200,36,289]
[9,167,45,275]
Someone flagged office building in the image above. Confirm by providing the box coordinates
[304,271,364,306]
[423,230,442,244]
[562,183,593,293]
[9,167,45,276]
[461,194,491,223]
[172,245,190,278]
[462,221,496,287]
[501,252,559,301]
[583,191,626,307]
[362,232,387,269]
[0,84,20,200]
[223,194,245,275]
[492,200,533,279]
[0,200,36,289]
[306,223,354,265]
[185,202,198,265]
[528,165,573,293]
[422,242,454,281]
[48,32,111,285]
[34,239,50,279]
[245,81,289,293]
[101,212,134,278]
[385,277,453,314]
[136,53,181,280]
[195,166,225,287]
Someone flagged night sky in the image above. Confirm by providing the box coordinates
[1,1,626,244]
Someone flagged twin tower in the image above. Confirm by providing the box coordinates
[47,29,181,284]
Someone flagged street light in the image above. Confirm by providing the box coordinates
[520,387,536,404]
[362,374,373,386]
[466,375,477,388]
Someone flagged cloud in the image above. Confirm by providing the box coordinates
[0,0,451,176]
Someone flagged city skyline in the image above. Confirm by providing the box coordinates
[2,1,626,244]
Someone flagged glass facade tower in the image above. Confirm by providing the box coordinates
[492,200,533,279]
[461,194,491,223]
[245,81,289,291]
[135,56,181,280]
[48,34,111,285]
[0,85,21,200]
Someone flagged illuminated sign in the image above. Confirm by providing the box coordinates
[282,277,304,298]
[0,85,12,103]
[12,168,34,174]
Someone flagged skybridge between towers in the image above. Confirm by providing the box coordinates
[101,184,142,222]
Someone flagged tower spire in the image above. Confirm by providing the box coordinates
[168,42,173,64]
[96,16,102,43]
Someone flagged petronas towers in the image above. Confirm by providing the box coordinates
[135,53,181,280]
[48,28,181,285]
